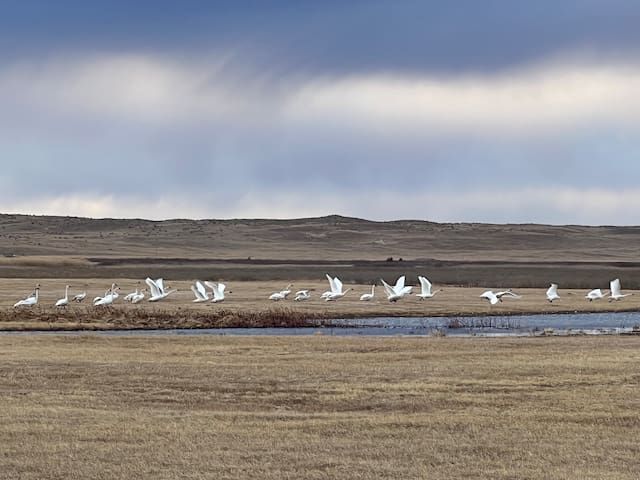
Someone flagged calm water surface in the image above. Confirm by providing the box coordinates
[5,312,640,336]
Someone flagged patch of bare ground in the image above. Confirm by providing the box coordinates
[0,335,638,479]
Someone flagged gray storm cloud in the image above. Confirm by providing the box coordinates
[1,0,640,225]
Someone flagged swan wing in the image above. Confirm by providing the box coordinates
[145,277,161,298]
[333,277,343,294]
[418,276,432,295]
[546,283,558,297]
[381,279,396,298]
[393,276,406,294]
[195,280,207,299]
[610,278,621,297]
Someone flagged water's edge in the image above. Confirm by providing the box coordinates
[3,312,640,337]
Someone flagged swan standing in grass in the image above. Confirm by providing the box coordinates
[321,274,344,299]
[415,276,442,300]
[72,291,87,303]
[55,285,71,308]
[360,285,375,301]
[480,289,522,305]
[294,290,311,301]
[546,283,560,302]
[131,289,146,304]
[124,285,142,302]
[145,277,177,302]
[280,284,293,299]
[585,288,607,301]
[94,284,119,306]
[269,291,286,301]
[205,281,228,303]
[325,288,352,301]
[14,285,40,308]
[609,278,632,301]
[381,276,412,302]
[190,280,210,303]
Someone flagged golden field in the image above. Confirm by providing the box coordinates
[0,335,638,479]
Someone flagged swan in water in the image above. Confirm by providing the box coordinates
[546,283,560,302]
[145,277,177,302]
[321,274,344,299]
[381,276,412,302]
[205,281,228,303]
[480,289,522,305]
[360,285,375,301]
[72,291,87,303]
[325,288,352,301]
[55,285,71,307]
[14,285,40,308]
[191,280,210,303]
[585,288,607,301]
[294,290,311,301]
[131,289,146,304]
[609,278,632,301]
[415,276,442,300]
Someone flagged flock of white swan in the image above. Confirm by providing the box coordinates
[9,274,633,308]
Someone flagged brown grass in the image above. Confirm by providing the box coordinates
[0,335,638,479]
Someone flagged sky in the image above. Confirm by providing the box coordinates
[1,0,640,224]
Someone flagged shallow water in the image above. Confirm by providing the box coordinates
[4,312,640,336]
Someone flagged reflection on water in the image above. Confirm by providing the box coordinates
[4,312,640,336]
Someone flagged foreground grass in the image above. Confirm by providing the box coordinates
[0,335,638,479]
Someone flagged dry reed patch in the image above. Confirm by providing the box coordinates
[0,336,638,479]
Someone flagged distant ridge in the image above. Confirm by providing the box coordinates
[1,212,639,262]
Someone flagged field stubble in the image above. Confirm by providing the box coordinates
[0,335,638,479]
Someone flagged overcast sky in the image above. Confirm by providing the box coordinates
[2,0,640,224]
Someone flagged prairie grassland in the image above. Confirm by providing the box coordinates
[0,335,638,479]
[1,278,640,330]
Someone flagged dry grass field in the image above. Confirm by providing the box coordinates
[0,335,638,479]
[2,213,640,289]
[1,214,640,479]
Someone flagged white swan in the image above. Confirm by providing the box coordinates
[321,274,344,299]
[72,291,86,303]
[131,289,146,304]
[609,278,632,301]
[145,277,177,302]
[205,281,228,303]
[585,288,607,301]
[381,276,412,302]
[55,284,70,308]
[480,289,522,305]
[415,276,441,300]
[14,285,40,308]
[123,285,142,302]
[360,285,375,301]
[269,291,286,301]
[546,283,560,302]
[191,280,210,303]
[93,283,118,305]
[280,283,293,299]
[294,290,311,301]
[94,284,119,306]
[325,288,352,301]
